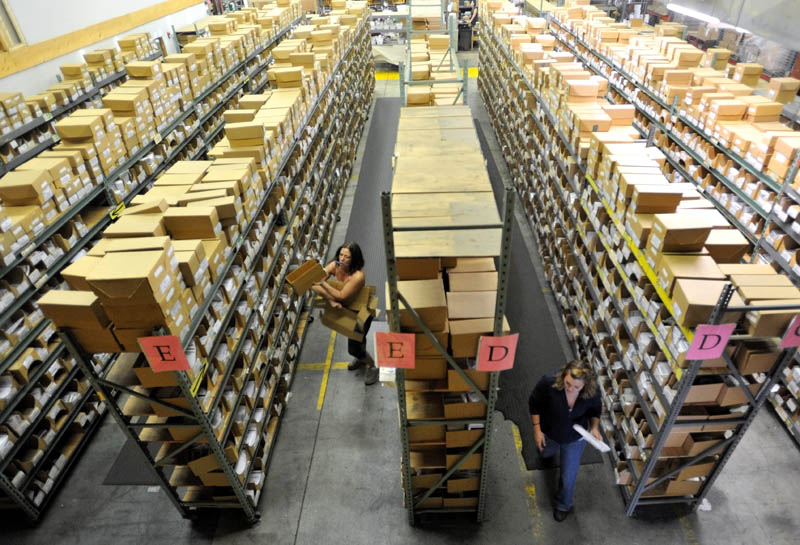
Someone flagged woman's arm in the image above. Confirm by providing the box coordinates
[319,270,365,303]
[589,416,601,441]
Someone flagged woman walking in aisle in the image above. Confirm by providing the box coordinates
[312,242,379,385]
[528,359,602,521]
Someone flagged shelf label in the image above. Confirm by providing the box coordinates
[138,335,191,372]
[43,113,53,121]
[780,315,800,349]
[686,323,735,360]
[109,202,125,220]
[477,333,519,372]
[190,358,208,396]
[376,332,415,368]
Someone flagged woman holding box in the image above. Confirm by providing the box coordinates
[312,242,378,385]
[528,359,602,521]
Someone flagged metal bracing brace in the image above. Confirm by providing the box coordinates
[396,291,488,404]
[413,435,487,508]
[93,379,199,420]
[154,433,205,466]
[642,435,736,493]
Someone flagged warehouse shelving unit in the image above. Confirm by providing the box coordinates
[382,171,513,521]
[478,14,800,515]
[0,15,311,520]
[56,17,374,523]
[544,15,800,451]
[398,1,467,106]
[0,44,163,177]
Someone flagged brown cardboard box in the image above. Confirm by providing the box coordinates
[646,213,713,258]
[103,214,166,239]
[629,184,684,214]
[114,327,153,352]
[397,258,441,280]
[405,357,447,380]
[449,316,510,358]
[86,249,172,304]
[446,291,496,320]
[717,383,761,406]
[444,401,486,420]
[386,279,448,332]
[718,264,776,276]
[656,254,725,296]
[414,325,449,357]
[703,229,750,263]
[734,342,779,374]
[737,285,800,304]
[730,274,793,287]
[0,170,55,205]
[745,299,800,336]
[447,369,489,391]
[62,256,102,291]
[38,290,110,329]
[448,271,498,292]
[71,325,122,353]
[447,257,496,273]
[286,260,327,295]
[163,207,220,239]
[671,278,745,327]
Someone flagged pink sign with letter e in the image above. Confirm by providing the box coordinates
[138,336,191,372]
[780,314,800,349]
[376,332,415,368]
[477,333,519,371]
[686,324,735,360]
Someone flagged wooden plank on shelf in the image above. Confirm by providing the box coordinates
[395,228,502,258]
[0,0,201,78]
[392,192,500,228]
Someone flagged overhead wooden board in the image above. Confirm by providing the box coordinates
[392,156,491,193]
[391,192,501,228]
[395,228,502,258]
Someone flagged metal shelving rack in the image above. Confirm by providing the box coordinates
[0,15,310,521]
[54,17,374,523]
[0,42,163,177]
[381,178,514,523]
[544,14,800,450]
[398,1,467,106]
[478,13,800,515]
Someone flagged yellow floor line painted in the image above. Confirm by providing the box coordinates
[316,331,337,410]
[677,509,701,545]
[299,361,349,371]
[374,67,479,81]
[511,423,544,539]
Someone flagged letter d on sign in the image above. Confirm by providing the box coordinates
[376,332,415,369]
[477,333,519,372]
[686,324,735,361]
[780,314,800,349]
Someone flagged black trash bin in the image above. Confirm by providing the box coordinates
[458,24,472,51]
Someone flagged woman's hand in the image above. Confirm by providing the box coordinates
[591,427,602,442]
[330,301,342,309]
[534,428,546,451]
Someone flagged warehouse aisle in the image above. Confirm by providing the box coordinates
[4,72,800,545]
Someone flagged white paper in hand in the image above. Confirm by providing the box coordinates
[573,424,610,453]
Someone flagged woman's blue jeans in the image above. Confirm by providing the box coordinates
[540,435,585,511]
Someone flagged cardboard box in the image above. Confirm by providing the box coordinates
[656,254,725,296]
[646,213,713,258]
[448,271,498,292]
[671,278,745,327]
[86,249,172,304]
[103,214,166,239]
[737,285,800,304]
[397,258,440,280]
[447,258,496,273]
[745,298,800,337]
[449,317,510,358]
[386,279,447,332]
[405,357,447,380]
[734,342,779,374]
[38,290,110,329]
[162,207,220,239]
[703,229,750,263]
[286,260,327,295]
[447,369,489,391]
[446,291,496,320]
[71,325,122,353]
[62,256,102,291]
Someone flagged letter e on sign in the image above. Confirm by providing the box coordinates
[781,314,800,349]
[477,333,519,371]
[685,324,735,361]
[138,336,191,372]
[376,332,415,368]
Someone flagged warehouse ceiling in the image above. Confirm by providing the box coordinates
[654,0,799,52]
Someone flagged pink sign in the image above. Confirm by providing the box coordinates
[477,333,519,371]
[686,324,735,360]
[781,314,800,349]
[376,332,415,369]
[138,336,191,372]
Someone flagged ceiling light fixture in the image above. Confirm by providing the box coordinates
[665,3,720,25]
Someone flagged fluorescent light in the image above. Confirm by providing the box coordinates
[666,3,720,25]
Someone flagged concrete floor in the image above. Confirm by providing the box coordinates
[4,56,800,544]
